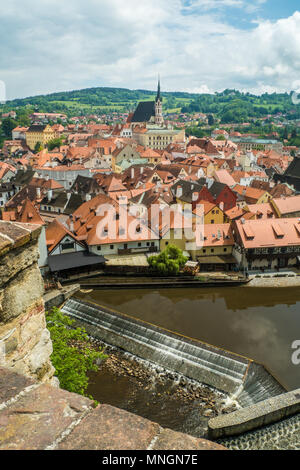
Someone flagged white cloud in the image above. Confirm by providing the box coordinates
[0,1,299,99]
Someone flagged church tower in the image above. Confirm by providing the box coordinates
[155,77,164,126]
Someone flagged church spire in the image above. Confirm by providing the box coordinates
[155,75,164,126]
[156,75,161,102]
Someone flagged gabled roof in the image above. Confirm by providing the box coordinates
[272,195,300,215]
[209,182,231,199]
[5,185,43,209]
[46,219,84,253]
[3,198,45,225]
[71,175,103,195]
[171,179,205,203]
[131,101,155,123]
[27,125,47,133]
[11,168,35,187]
[235,218,300,249]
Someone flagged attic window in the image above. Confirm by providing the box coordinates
[272,223,284,239]
[243,226,255,240]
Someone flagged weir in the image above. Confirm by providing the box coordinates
[61,298,285,408]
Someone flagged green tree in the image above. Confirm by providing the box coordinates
[46,307,107,396]
[291,128,297,139]
[34,141,43,152]
[47,137,65,151]
[147,245,188,276]
[207,114,214,126]
[2,117,18,138]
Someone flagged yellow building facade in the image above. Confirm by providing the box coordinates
[26,125,56,151]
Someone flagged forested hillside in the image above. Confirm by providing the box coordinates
[1,87,299,122]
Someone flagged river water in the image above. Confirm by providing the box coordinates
[76,285,300,391]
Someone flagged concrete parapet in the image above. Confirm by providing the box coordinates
[208,389,300,439]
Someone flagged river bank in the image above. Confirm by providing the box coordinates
[247,273,300,288]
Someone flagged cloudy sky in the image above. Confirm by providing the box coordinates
[1,0,300,99]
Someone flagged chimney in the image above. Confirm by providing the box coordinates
[192,192,198,202]
[131,168,135,179]
[67,192,71,201]
[36,187,41,199]
[47,189,53,202]
[86,194,92,202]
[140,167,144,175]
[176,185,183,198]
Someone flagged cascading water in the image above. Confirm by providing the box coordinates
[61,298,285,407]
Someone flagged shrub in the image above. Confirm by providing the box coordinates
[46,307,107,396]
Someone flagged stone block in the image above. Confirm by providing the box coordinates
[58,404,160,450]
[0,384,93,450]
[0,265,44,323]
[0,367,34,405]
[0,244,39,287]
[27,328,53,376]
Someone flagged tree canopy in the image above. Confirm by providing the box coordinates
[147,245,188,276]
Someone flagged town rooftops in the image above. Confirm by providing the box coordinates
[201,224,234,247]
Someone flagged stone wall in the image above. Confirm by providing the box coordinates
[0,221,55,383]
[0,366,226,450]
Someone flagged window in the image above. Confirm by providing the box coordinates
[61,242,75,251]
[211,249,214,253]
[211,220,215,224]
[138,243,142,247]
[224,248,227,252]
[97,246,101,251]
[110,245,114,250]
